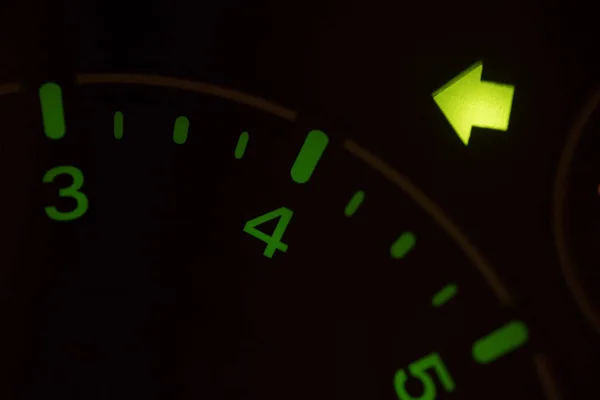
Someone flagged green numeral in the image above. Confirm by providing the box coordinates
[394,352,455,400]
[243,207,293,258]
[43,165,89,221]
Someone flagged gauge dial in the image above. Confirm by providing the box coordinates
[0,75,558,399]
[554,85,600,335]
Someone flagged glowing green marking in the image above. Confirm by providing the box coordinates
[243,207,293,258]
[432,61,515,145]
[390,232,416,259]
[235,131,249,159]
[39,82,66,140]
[394,353,455,400]
[344,190,365,216]
[432,284,458,307]
[43,165,89,221]
[290,130,329,183]
[173,116,189,144]
[472,320,528,364]
[114,111,123,139]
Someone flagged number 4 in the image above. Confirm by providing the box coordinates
[394,352,455,400]
[243,207,294,258]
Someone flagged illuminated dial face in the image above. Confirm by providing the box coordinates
[0,76,557,399]
[554,86,600,335]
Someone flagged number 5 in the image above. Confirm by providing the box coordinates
[393,352,455,400]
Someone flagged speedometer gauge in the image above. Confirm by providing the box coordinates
[0,75,559,399]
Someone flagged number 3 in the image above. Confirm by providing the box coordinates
[394,352,455,400]
[43,165,89,221]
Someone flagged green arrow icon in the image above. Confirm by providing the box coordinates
[432,61,515,145]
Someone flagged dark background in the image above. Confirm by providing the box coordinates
[0,0,597,398]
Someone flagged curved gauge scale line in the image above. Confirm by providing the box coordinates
[0,76,560,400]
[553,84,600,336]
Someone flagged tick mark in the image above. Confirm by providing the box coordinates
[390,232,416,259]
[432,283,458,307]
[290,130,329,184]
[472,320,528,364]
[114,111,123,139]
[39,82,66,139]
[173,116,189,144]
[344,190,365,216]
[235,131,249,159]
